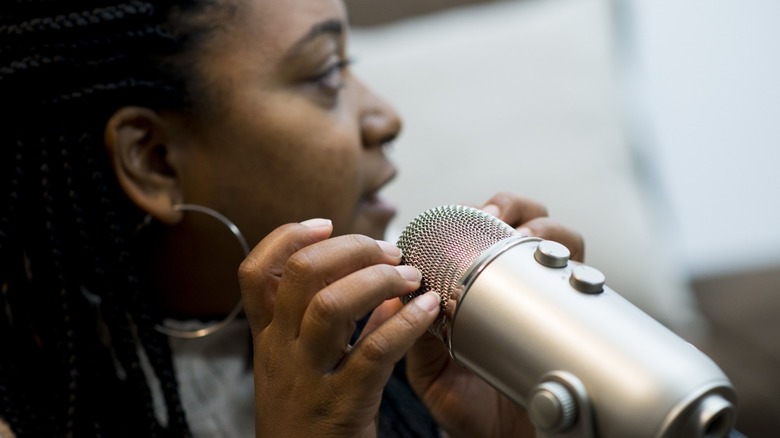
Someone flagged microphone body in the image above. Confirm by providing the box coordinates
[396,205,736,438]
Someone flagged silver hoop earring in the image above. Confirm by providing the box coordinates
[153,204,249,339]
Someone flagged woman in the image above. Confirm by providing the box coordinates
[0,0,583,436]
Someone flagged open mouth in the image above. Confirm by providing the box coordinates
[359,192,397,221]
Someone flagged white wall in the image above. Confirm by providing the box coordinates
[617,0,780,278]
[350,0,710,337]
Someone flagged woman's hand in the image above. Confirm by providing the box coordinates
[403,192,585,438]
[238,218,440,437]
[480,192,584,263]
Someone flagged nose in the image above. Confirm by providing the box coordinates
[357,79,403,148]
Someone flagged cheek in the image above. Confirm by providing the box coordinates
[293,143,363,213]
[188,89,365,235]
[215,123,363,233]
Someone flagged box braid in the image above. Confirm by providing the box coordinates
[0,1,230,436]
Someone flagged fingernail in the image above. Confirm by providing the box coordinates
[395,265,421,282]
[414,291,441,313]
[517,227,533,237]
[300,218,332,228]
[377,240,401,257]
[482,204,500,218]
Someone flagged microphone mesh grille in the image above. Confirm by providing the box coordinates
[396,205,516,333]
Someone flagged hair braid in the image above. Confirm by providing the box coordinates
[53,129,175,436]
[0,137,37,435]
[138,316,192,435]
[0,138,24,285]
[87,135,169,436]
[0,1,155,37]
[0,0,226,435]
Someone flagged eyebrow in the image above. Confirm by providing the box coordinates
[286,19,344,59]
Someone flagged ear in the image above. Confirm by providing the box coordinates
[104,106,184,225]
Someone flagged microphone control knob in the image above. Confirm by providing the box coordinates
[534,240,570,268]
[528,381,577,432]
[570,264,606,294]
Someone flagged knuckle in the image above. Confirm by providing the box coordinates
[365,265,408,296]
[519,194,547,216]
[371,263,400,281]
[237,257,260,283]
[358,331,393,362]
[308,289,342,323]
[343,233,377,251]
[285,250,317,279]
[493,192,549,218]
[396,305,422,332]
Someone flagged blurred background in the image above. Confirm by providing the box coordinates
[343,0,780,436]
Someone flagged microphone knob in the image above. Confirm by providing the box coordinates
[569,264,606,294]
[528,381,577,433]
[533,240,571,268]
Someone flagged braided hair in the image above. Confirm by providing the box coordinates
[0,1,230,436]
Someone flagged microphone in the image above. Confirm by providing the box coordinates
[396,205,737,438]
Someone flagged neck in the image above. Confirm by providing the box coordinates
[141,218,245,321]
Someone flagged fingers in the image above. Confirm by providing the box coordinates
[298,263,423,371]
[245,220,442,436]
[242,218,438,372]
[517,217,585,262]
[239,218,334,335]
[360,297,404,337]
[273,234,403,340]
[480,192,585,262]
[342,291,441,389]
[480,192,548,227]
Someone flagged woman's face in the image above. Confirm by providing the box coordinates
[170,0,401,244]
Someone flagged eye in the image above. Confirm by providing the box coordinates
[310,56,353,94]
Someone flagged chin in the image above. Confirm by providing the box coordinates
[352,213,393,240]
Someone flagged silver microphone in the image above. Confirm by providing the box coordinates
[396,205,737,438]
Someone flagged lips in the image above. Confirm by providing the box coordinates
[359,169,398,225]
[360,192,396,219]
